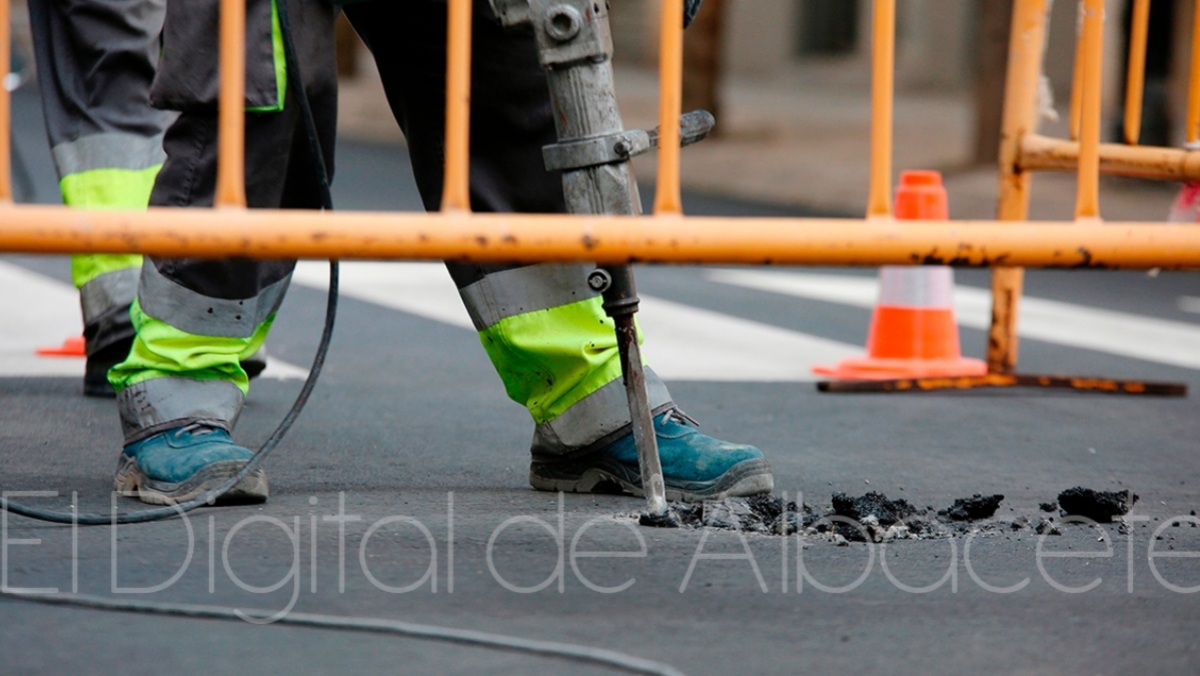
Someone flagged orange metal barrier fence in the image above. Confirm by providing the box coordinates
[987,0,1200,375]
[1,1,1198,353]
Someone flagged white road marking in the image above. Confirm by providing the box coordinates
[635,296,864,381]
[252,356,309,381]
[291,262,867,381]
[0,261,307,380]
[9,260,1197,383]
[1178,296,1200,315]
[292,261,472,328]
[0,261,86,377]
[709,269,1200,371]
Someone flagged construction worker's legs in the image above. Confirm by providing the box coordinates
[27,0,170,395]
[345,1,772,500]
[111,0,338,503]
[344,0,673,452]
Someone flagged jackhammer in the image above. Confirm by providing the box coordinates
[491,0,715,517]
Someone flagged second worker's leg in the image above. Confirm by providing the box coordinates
[109,0,339,505]
[27,0,170,397]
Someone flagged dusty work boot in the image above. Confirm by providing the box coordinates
[114,424,268,505]
[529,408,774,502]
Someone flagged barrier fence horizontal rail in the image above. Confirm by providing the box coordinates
[1021,134,1200,181]
[0,205,1197,269]
[2,0,1199,273]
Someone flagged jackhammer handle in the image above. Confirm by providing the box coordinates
[648,109,716,149]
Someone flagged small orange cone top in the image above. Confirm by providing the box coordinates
[894,170,948,220]
[36,335,87,357]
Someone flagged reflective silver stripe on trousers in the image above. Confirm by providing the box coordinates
[118,377,245,442]
[78,267,139,325]
[52,132,167,176]
[530,367,673,456]
[137,263,291,338]
[458,263,597,330]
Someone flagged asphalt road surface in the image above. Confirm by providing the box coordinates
[3,87,1200,675]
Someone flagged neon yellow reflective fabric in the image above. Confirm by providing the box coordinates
[108,299,276,395]
[60,166,161,209]
[246,0,288,113]
[70,253,143,289]
[61,165,160,287]
[478,297,645,424]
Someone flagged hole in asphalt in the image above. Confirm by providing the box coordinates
[635,487,1153,544]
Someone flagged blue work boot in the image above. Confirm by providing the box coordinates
[529,409,774,502]
[114,424,268,505]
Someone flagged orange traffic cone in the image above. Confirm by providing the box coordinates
[36,335,87,357]
[813,170,987,380]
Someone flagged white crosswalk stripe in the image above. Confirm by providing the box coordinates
[1179,295,1200,315]
[6,260,1198,384]
[0,261,85,377]
[290,262,864,381]
[708,269,1200,371]
[0,261,308,381]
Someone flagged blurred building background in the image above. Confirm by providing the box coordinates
[7,0,1192,218]
[610,0,1191,156]
[11,1,1190,152]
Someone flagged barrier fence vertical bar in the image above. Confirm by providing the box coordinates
[1070,0,1085,141]
[1075,0,1104,220]
[216,0,247,208]
[1188,0,1200,143]
[867,0,896,219]
[989,0,1050,374]
[655,0,684,215]
[442,0,472,213]
[647,0,685,514]
[1124,0,1150,145]
[0,0,11,203]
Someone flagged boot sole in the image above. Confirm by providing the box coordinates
[114,454,269,506]
[529,457,774,503]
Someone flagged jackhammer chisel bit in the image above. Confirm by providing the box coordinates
[587,267,668,515]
